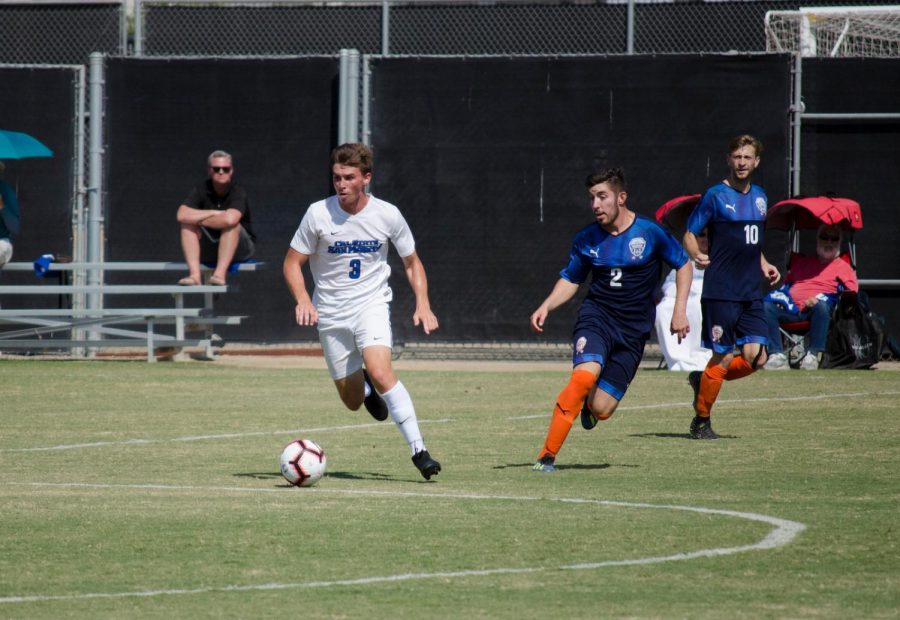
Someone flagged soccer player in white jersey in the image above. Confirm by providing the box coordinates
[283,143,441,480]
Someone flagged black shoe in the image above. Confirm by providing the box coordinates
[580,400,598,430]
[412,450,442,480]
[690,415,719,440]
[688,371,702,412]
[532,454,557,473]
[362,369,388,421]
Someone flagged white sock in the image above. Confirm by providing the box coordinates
[381,380,425,456]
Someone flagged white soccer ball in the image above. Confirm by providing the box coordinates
[279,439,327,487]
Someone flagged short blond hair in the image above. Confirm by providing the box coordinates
[728,134,763,157]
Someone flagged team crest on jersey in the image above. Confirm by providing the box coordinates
[711,325,724,343]
[628,237,647,260]
[575,336,587,354]
[755,197,767,217]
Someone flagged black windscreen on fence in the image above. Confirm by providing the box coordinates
[103,56,338,343]
[799,58,900,334]
[369,55,791,343]
[0,66,77,303]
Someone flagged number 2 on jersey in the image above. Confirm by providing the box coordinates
[610,267,623,288]
[349,259,361,279]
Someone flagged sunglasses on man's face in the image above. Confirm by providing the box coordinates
[211,166,232,174]
[819,235,840,242]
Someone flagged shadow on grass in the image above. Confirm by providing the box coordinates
[234,472,282,480]
[326,470,398,481]
[493,462,622,471]
[233,471,436,484]
[629,432,738,440]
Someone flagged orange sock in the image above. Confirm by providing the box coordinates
[725,356,755,381]
[538,369,596,459]
[695,364,728,418]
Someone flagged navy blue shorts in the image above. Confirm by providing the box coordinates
[572,312,645,401]
[700,298,769,354]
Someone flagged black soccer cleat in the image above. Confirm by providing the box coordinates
[690,415,719,440]
[362,369,389,421]
[580,400,598,430]
[688,371,702,413]
[532,454,557,473]
[412,450,442,480]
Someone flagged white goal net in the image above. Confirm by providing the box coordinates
[765,6,900,57]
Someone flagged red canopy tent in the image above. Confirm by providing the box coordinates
[765,196,863,231]
[654,194,701,231]
[766,196,863,269]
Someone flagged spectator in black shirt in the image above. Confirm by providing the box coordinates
[176,150,255,285]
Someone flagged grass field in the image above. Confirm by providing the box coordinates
[1,358,898,619]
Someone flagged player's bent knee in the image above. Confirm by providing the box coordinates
[750,347,766,369]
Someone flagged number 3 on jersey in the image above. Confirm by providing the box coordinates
[349,258,361,279]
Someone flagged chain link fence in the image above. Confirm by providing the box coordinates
[138,3,382,56]
[1,0,891,64]
[136,0,890,57]
[0,0,125,65]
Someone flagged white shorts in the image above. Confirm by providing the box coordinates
[0,238,12,267]
[318,301,393,380]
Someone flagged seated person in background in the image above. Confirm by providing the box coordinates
[655,228,711,371]
[176,150,256,286]
[764,224,858,370]
[0,161,21,270]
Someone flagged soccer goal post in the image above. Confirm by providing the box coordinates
[765,6,900,57]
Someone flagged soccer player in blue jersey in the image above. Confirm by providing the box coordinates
[683,134,780,439]
[530,168,692,472]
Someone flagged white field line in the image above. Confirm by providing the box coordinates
[0,419,454,453]
[0,483,806,605]
[510,389,900,420]
[4,389,898,452]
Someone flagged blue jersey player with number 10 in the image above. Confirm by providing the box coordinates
[530,168,692,473]
[683,134,780,440]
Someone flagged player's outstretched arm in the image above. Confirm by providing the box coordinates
[530,278,580,333]
[283,247,318,326]
[402,251,439,335]
[670,261,692,344]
